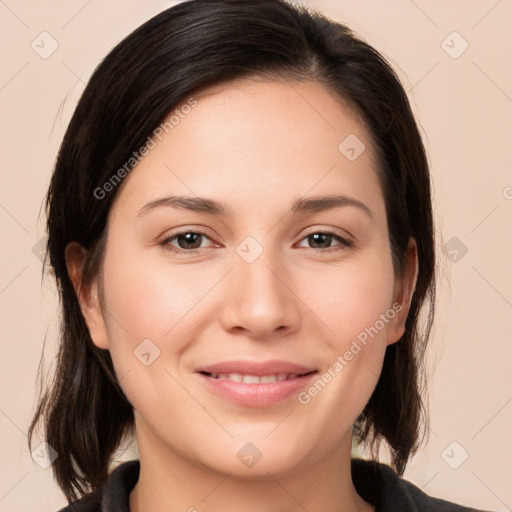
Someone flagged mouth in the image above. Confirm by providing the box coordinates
[198,371,316,383]
[195,363,318,407]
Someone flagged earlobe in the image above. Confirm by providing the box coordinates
[65,242,110,350]
[386,237,419,346]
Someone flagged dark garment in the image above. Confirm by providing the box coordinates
[58,458,491,511]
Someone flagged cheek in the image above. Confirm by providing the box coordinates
[98,250,209,417]
[102,249,211,344]
[295,252,396,415]
[304,250,397,347]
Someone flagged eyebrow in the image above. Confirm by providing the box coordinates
[137,194,373,220]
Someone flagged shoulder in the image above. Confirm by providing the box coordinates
[351,458,493,512]
[55,491,101,512]
[55,460,140,512]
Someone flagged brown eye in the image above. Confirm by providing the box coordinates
[298,231,353,252]
[174,232,204,250]
[160,231,213,254]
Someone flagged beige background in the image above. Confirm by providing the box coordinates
[1,1,511,510]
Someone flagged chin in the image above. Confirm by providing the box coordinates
[195,432,310,480]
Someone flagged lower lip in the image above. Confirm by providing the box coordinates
[197,372,318,407]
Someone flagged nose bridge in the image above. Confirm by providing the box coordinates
[219,234,300,337]
[235,235,286,303]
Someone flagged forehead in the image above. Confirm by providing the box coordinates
[109,78,384,224]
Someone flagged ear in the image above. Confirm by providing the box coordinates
[65,241,110,350]
[386,237,419,346]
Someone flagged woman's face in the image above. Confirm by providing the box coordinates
[73,78,416,478]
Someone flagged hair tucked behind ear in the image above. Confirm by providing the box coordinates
[29,0,435,501]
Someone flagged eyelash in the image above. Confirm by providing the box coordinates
[159,229,353,255]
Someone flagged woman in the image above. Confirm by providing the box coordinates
[29,0,491,510]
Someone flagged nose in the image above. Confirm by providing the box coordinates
[219,245,302,340]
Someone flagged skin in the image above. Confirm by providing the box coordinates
[66,78,418,512]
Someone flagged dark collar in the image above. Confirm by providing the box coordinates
[62,458,487,511]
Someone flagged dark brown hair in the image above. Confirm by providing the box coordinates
[29,0,436,502]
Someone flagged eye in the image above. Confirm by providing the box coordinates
[296,231,353,252]
[160,230,214,254]
[159,229,353,255]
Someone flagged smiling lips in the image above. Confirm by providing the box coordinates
[205,372,303,383]
[196,360,318,407]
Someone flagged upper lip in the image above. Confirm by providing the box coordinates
[196,359,316,376]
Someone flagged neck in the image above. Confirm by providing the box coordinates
[129,422,373,512]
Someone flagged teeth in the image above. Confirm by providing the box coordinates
[242,374,260,384]
[208,372,304,383]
